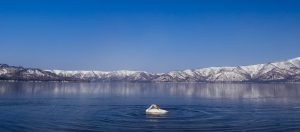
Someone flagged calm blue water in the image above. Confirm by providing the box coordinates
[0,82,300,131]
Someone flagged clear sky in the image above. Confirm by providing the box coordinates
[0,0,300,72]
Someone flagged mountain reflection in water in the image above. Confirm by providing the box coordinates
[1,82,300,99]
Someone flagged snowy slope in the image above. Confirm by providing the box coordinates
[0,57,300,82]
[157,57,300,82]
[45,70,155,81]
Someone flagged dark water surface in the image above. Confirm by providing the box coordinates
[0,82,300,131]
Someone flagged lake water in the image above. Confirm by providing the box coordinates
[0,82,300,131]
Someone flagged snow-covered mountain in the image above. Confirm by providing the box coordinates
[155,57,300,82]
[0,64,63,81]
[46,70,157,81]
[1,57,300,82]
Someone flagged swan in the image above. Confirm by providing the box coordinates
[146,104,168,114]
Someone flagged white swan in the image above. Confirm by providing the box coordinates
[146,104,168,114]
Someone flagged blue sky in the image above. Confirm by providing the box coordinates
[0,0,300,72]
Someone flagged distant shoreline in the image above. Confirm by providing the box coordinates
[1,57,300,82]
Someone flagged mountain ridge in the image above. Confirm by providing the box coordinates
[1,57,300,82]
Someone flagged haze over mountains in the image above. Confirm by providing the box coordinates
[1,57,300,82]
